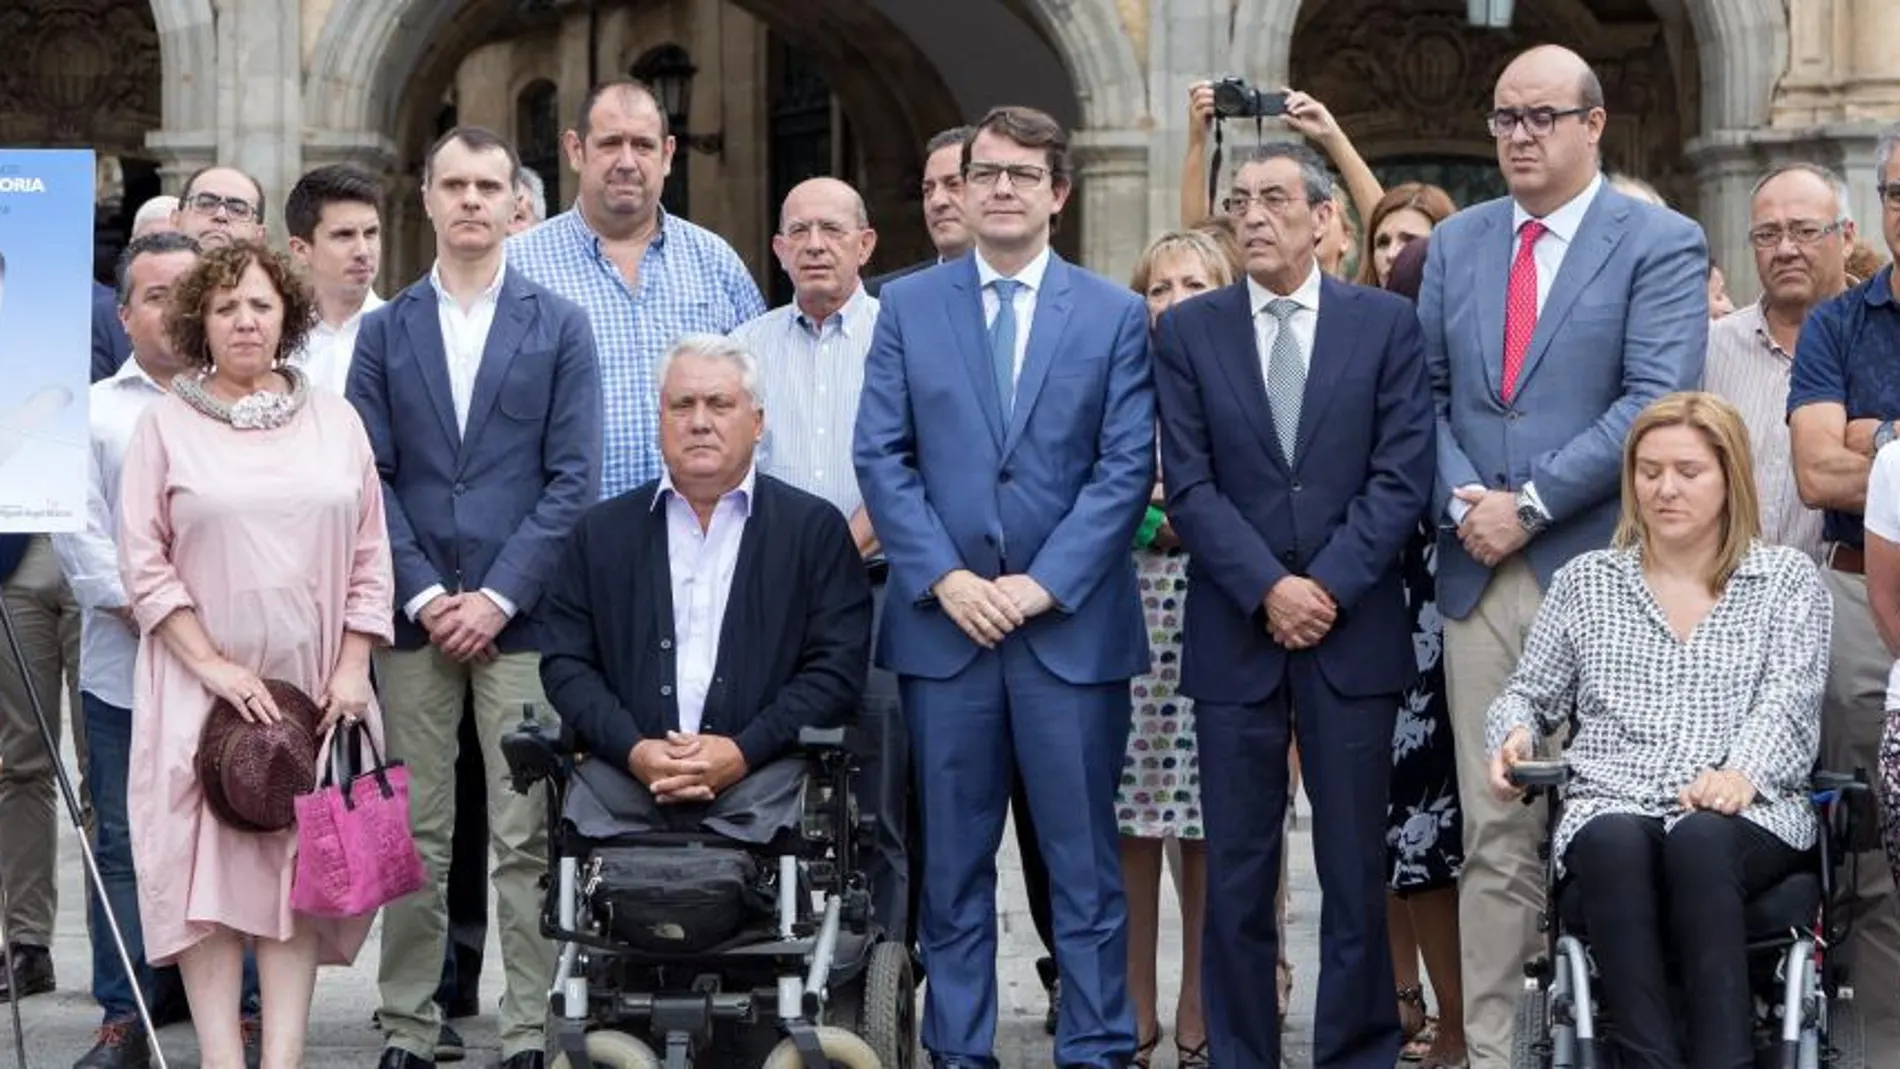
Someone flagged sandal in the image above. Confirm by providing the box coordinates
[1397,985,1438,1062]
[1176,1039,1211,1068]
[1132,1032,1161,1069]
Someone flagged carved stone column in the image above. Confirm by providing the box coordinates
[1072,130,1152,282]
[216,0,304,241]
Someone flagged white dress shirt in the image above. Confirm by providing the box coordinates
[735,285,879,518]
[50,359,168,709]
[402,260,515,623]
[1247,261,1323,379]
[975,245,1052,384]
[290,290,385,395]
[655,466,756,734]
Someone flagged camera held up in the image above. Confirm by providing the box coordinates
[1211,77,1288,120]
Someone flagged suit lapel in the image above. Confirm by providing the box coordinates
[1475,207,1512,403]
[459,272,534,457]
[646,498,681,734]
[1204,283,1285,471]
[1514,192,1629,394]
[947,258,1005,448]
[399,286,460,449]
[1002,257,1073,458]
[1292,277,1353,468]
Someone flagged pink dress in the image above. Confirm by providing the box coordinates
[117,388,394,966]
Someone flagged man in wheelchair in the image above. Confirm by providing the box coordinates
[531,336,889,1068]
[1484,395,1839,1068]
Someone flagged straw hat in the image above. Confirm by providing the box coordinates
[195,679,321,833]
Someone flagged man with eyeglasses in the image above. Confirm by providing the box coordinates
[1419,44,1708,1069]
[855,105,1153,1069]
[1704,163,1855,564]
[1788,122,1900,1063]
[167,166,265,250]
[866,126,976,297]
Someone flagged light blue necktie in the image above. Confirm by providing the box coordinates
[989,278,1023,420]
[1264,298,1305,465]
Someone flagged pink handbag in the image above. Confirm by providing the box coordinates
[290,720,427,918]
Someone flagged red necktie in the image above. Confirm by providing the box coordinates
[1501,219,1547,402]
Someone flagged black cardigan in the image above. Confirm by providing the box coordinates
[537,472,872,773]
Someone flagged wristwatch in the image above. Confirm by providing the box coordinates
[1876,420,1898,454]
[1515,488,1550,536]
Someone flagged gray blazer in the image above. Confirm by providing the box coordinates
[1421,184,1709,620]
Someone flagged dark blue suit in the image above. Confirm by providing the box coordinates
[1154,275,1433,1068]
[854,252,1153,1068]
[92,281,131,383]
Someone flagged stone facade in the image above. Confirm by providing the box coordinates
[12,0,1900,296]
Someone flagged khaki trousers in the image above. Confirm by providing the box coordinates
[374,646,554,1060]
[1819,569,1900,1061]
[1444,558,1547,1069]
[0,535,85,946]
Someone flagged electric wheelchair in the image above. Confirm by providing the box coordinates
[1507,760,1875,1069]
[499,710,917,1069]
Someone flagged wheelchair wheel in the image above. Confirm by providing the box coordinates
[1825,997,1864,1069]
[1511,988,1547,1069]
[761,1025,882,1069]
[825,941,916,1068]
[550,1029,662,1069]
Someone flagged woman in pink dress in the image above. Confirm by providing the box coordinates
[117,241,394,1069]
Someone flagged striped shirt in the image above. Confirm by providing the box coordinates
[733,285,879,519]
[507,207,767,499]
[1703,301,1824,561]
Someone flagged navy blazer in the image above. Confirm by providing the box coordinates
[1154,275,1434,704]
[92,281,131,383]
[538,473,872,773]
[345,267,602,652]
[854,252,1156,684]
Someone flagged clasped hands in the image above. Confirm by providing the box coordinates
[933,569,1055,649]
[419,592,506,664]
[1491,726,1759,815]
[630,731,749,804]
[1265,575,1335,649]
[1453,488,1529,568]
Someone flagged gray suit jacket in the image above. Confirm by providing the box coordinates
[1422,184,1709,620]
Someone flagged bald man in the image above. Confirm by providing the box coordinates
[1420,44,1707,1067]
[730,178,912,937]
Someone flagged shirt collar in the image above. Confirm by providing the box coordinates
[1246,260,1323,318]
[652,464,758,517]
[975,245,1052,295]
[1513,172,1604,244]
[112,356,169,393]
[1863,264,1896,308]
[316,290,386,334]
[1732,300,1791,360]
[428,260,506,307]
[792,283,878,338]
[568,203,670,256]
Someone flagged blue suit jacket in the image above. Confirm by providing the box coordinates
[1155,276,1433,704]
[345,267,602,652]
[1422,186,1708,620]
[853,252,1155,684]
[92,281,131,383]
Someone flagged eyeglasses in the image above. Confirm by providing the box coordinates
[1221,189,1304,216]
[184,192,259,222]
[965,162,1051,189]
[1486,107,1591,139]
[1747,220,1846,249]
[781,219,854,242]
[1881,183,1900,212]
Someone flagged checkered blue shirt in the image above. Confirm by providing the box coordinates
[507,207,766,498]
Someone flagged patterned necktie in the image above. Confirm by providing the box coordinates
[1263,297,1304,465]
[990,278,1022,420]
[1501,219,1547,402]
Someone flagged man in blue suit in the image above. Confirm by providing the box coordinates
[1420,45,1708,1068]
[347,125,601,1069]
[1154,142,1432,1069]
[854,105,1153,1069]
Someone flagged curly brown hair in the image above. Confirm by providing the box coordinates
[165,241,316,372]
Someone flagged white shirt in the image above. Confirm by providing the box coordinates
[1862,442,1900,709]
[291,290,386,395]
[734,285,879,518]
[402,260,515,623]
[655,466,756,734]
[975,245,1052,384]
[50,359,167,709]
[1247,261,1323,379]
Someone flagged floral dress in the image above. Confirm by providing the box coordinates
[1118,545,1203,840]
[1387,525,1464,893]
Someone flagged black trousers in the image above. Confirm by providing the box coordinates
[1565,811,1809,1069]
[436,698,488,1015]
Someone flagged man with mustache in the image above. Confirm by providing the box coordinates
[509,79,765,501]
[1704,163,1854,563]
[285,165,385,396]
[866,126,975,296]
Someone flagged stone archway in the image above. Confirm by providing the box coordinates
[142,0,217,179]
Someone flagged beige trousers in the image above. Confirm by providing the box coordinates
[1444,557,1547,1069]
[374,646,555,1060]
[0,535,85,946]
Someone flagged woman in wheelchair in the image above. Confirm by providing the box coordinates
[1486,392,1831,1069]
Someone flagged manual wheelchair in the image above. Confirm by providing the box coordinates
[499,711,917,1069]
[1506,760,1874,1069]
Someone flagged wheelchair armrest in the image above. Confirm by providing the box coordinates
[500,714,571,794]
[796,726,854,753]
[1507,760,1572,790]
[1810,768,1871,795]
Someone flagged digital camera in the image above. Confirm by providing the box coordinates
[1211,77,1288,120]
